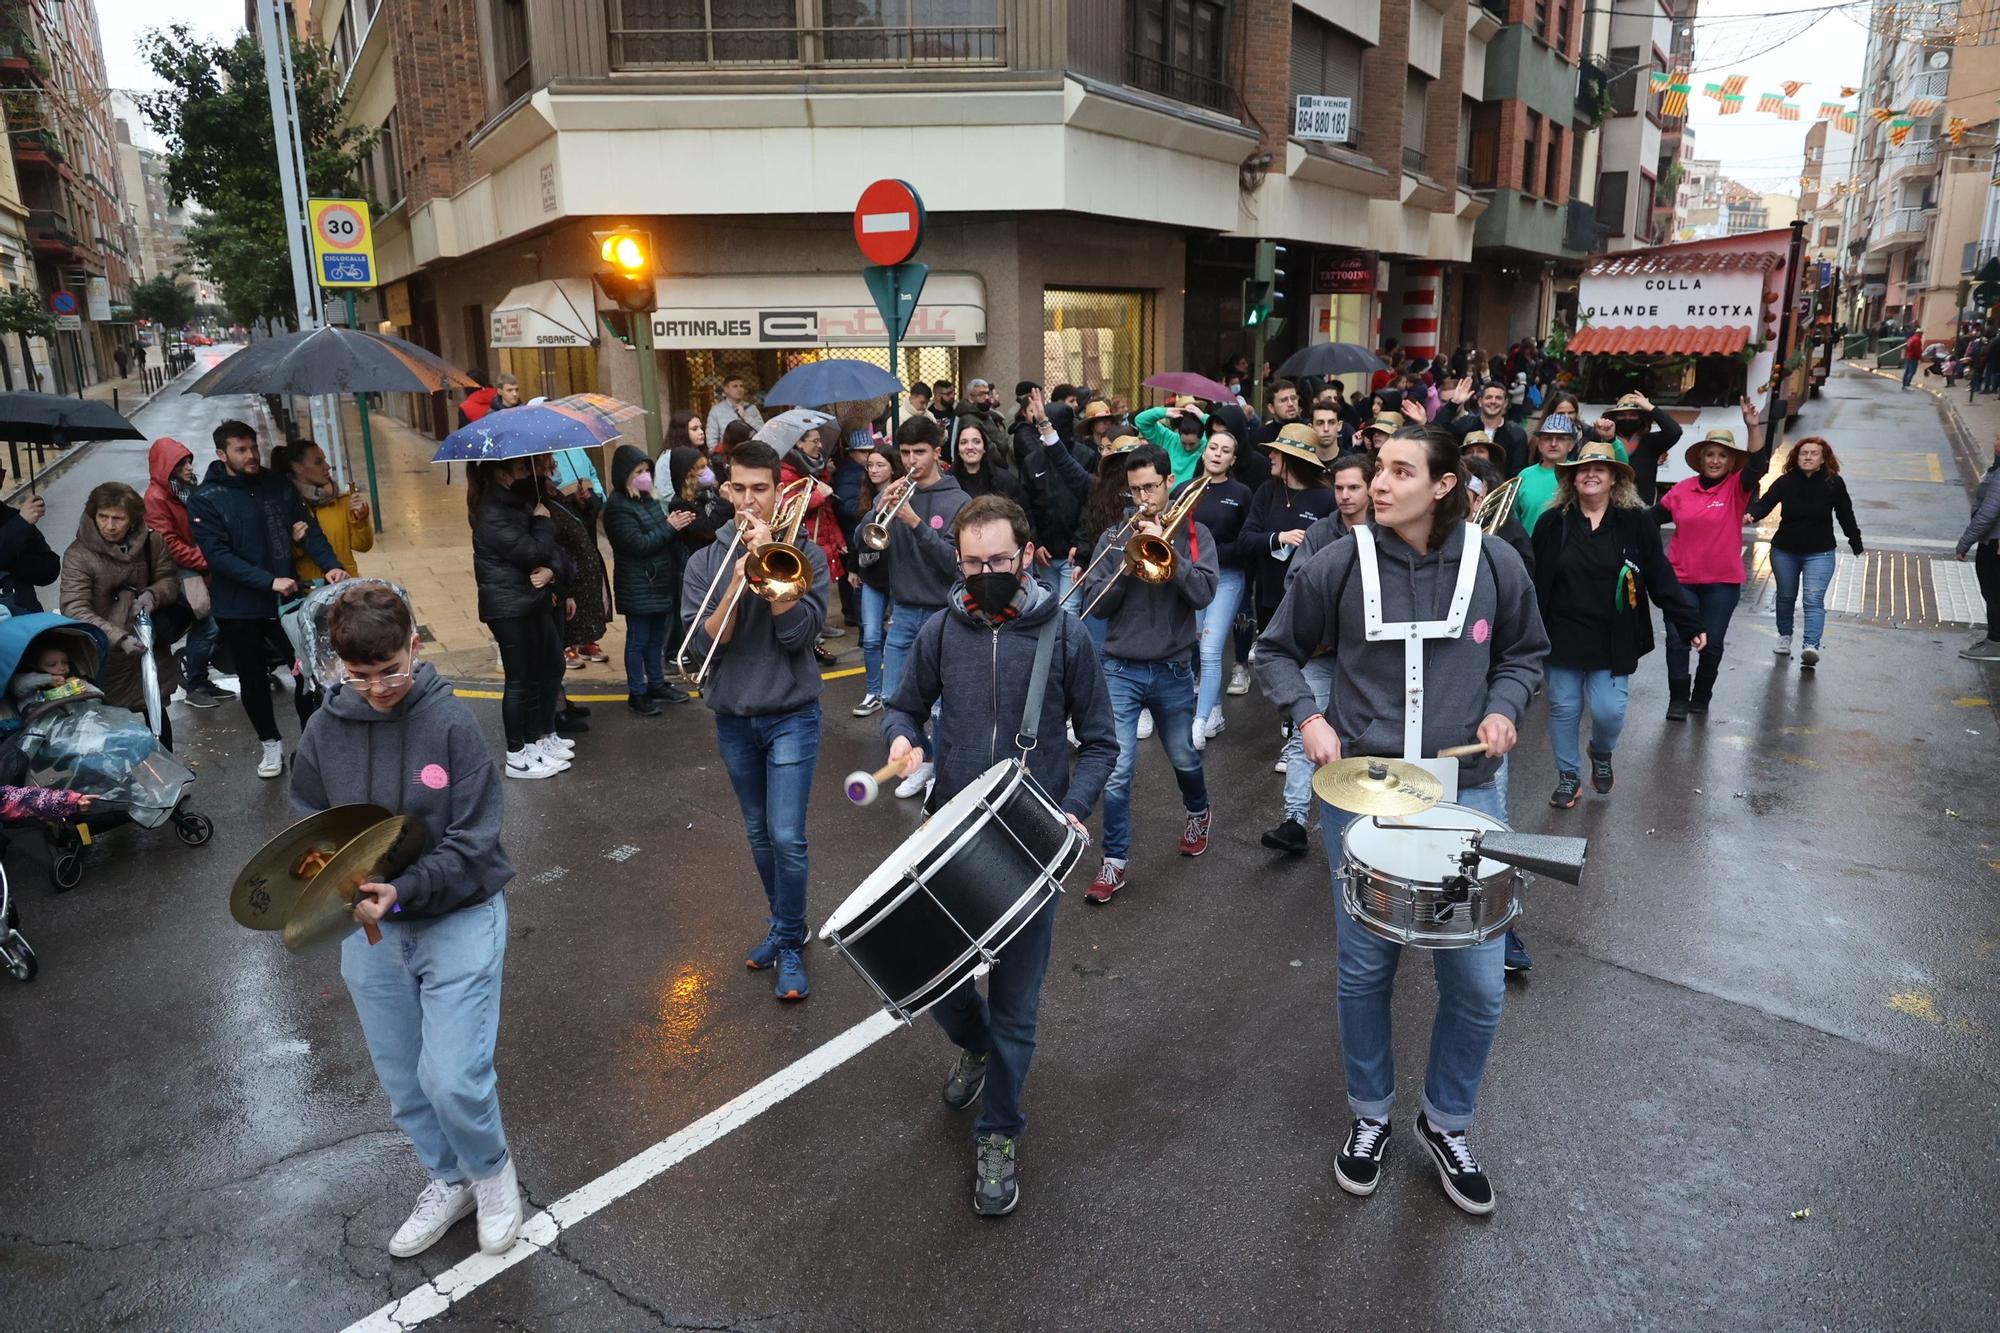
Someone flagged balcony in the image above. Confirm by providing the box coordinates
[608,2,1005,70]
[1402,147,1429,177]
[27,208,90,263]
[1123,47,1233,115]
[1965,239,2000,274]
[1886,138,1940,177]
[1865,205,1929,255]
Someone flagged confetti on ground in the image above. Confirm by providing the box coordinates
[604,844,641,862]
[1888,989,1943,1023]
[1792,1209,1811,1221]
[1289,960,1302,968]
[1947,810,1961,819]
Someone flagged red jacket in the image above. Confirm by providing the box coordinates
[143,436,205,572]
[781,460,847,583]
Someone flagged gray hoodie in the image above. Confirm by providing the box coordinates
[1079,517,1218,662]
[1254,522,1547,789]
[679,538,829,716]
[882,577,1117,821]
[289,663,514,919]
[887,471,968,609]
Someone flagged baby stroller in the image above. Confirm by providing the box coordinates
[1,858,33,981]
[280,578,413,721]
[0,613,213,892]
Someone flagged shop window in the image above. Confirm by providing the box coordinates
[1289,9,1366,146]
[1043,288,1154,407]
[669,346,959,419]
[498,345,601,402]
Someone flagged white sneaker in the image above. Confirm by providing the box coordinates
[851,693,884,718]
[506,749,559,780]
[1191,719,1207,752]
[257,740,283,778]
[1800,644,1821,668]
[1773,638,1792,658]
[531,739,572,771]
[1137,709,1155,739]
[389,1178,474,1258]
[894,762,935,799]
[1203,708,1227,739]
[1274,753,1289,773]
[1226,663,1251,696]
[541,733,575,755]
[472,1157,524,1255]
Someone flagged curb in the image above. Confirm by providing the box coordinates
[2,371,184,506]
[1841,359,1986,490]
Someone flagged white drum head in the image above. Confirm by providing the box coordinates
[1344,803,1508,883]
[821,760,1025,937]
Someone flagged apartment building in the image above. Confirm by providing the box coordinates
[1798,118,1854,269]
[1591,0,1675,253]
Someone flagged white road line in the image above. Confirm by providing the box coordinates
[338,1009,901,1333]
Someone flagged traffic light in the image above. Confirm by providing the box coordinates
[1253,240,1287,339]
[1241,278,1272,328]
[592,226,656,313]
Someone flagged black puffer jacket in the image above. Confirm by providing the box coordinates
[603,445,686,617]
[471,480,558,623]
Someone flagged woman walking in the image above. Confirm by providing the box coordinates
[1654,398,1772,720]
[1959,436,2000,660]
[1747,436,1862,669]
[60,482,181,747]
[469,460,568,779]
[1234,426,1333,766]
[603,444,693,715]
[847,445,903,716]
[1182,428,1252,749]
[1531,444,1705,807]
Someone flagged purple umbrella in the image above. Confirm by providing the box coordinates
[1143,371,1239,402]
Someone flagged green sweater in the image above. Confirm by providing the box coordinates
[1134,406,1207,485]
[1516,463,1563,534]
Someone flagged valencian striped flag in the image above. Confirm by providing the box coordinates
[1758,91,1785,113]
[1778,101,1801,122]
[1871,107,1896,123]
[1703,81,1724,102]
[1650,70,1671,94]
[1908,97,1942,117]
[1837,112,1858,133]
[1948,115,1968,146]
[1781,80,1805,97]
[1722,75,1749,97]
[1818,100,1845,120]
[1887,116,1914,147]
[1661,71,1691,117]
[1721,93,1746,115]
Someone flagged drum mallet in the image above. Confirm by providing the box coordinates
[844,759,910,807]
[1437,742,1491,759]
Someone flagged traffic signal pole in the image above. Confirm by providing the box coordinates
[633,311,663,455]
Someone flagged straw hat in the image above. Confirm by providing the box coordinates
[1610,392,1650,417]
[1362,412,1402,436]
[1081,400,1116,423]
[1267,423,1326,469]
[1683,426,1751,473]
[1557,439,1635,482]
[1460,429,1493,452]
[1106,433,1146,455]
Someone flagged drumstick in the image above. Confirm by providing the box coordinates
[1437,742,1491,759]
[844,760,909,807]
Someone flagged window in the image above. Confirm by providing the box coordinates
[1044,288,1155,406]
[823,1,1002,63]
[1545,124,1563,200]
[1403,72,1429,174]
[1290,10,1366,144]
[1523,110,1541,195]
[1597,170,1628,234]
[378,110,403,210]
[1555,3,1571,55]
[1130,0,1235,114]
[1609,46,1640,115]
[492,0,532,102]
[1467,101,1501,188]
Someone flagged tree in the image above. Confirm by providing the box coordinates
[136,25,379,329]
[129,274,197,331]
[0,287,55,391]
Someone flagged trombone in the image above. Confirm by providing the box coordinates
[1079,475,1209,619]
[1476,473,1522,534]
[674,476,817,691]
[857,473,918,551]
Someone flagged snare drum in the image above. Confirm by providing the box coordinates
[819,760,1083,1020]
[1339,804,1522,949]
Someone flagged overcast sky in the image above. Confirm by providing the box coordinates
[95,0,247,147]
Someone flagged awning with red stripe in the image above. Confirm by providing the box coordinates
[1568,325,1753,356]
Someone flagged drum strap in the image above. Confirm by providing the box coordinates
[1013,615,1062,756]
[1353,522,1484,761]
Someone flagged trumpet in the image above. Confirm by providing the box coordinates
[1079,475,1209,619]
[858,474,918,551]
[1476,473,1522,534]
[674,476,817,691]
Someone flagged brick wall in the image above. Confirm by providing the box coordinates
[1237,0,1293,162]
[1357,0,1412,187]
[1426,4,1469,186]
[386,0,490,211]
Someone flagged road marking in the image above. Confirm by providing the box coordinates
[339,1010,900,1333]
[1929,453,1945,483]
[453,666,866,702]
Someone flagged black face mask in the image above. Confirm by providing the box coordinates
[511,476,541,502]
[965,571,1019,617]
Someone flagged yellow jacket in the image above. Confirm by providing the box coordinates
[295,490,375,582]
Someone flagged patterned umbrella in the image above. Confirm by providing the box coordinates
[542,393,650,432]
[753,408,837,454]
[431,402,621,463]
[183,326,478,397]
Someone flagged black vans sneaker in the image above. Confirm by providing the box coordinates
[1334,1116,1391,1196]
[1416,1112,1495,1216]
[972,1133,1019,1216]
[941,1049,989,1110]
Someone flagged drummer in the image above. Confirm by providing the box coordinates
[881,494,1117,1217]
[1255,426,1547,1217]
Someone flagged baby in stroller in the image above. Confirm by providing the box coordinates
[0,611,212,890]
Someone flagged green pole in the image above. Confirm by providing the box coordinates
[346,291,384,533]
[634,309,664,455]
[888,265,901,432]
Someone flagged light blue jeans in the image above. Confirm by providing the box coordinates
[859,583,889,697]
[1324,780,1507,1130]
[1545,666,1630,776]
[1280,656,1339,824]
[1102,656,1210,860]
[714,703,821,947]
[1195,566,1247,724]
[342,894,512,1183]
[1769,547,1836,649]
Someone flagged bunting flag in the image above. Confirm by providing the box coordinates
[1722,75,1749,97]
[1871,107,1897,123]
[1703,81,1725,101]
[1947,115,1968,146]
[1661,72,1691,118]
[1840,86,1858,97]
[1837,112,1858,134]
[1721,93,1746,115]
[1887,116,1914,147]
[1781,80,1805,97]
[1818,100,1846,120]
[1649,70,1671,93]
[1909,97,1942,117]
[1760,91,1786,113]
[1778,101,1801,122]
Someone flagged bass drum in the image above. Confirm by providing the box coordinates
[820,760,1082,1020]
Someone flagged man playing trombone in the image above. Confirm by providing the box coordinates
[876,416,968,801]
[678,440,830,1002]
[1078,442,1218,903]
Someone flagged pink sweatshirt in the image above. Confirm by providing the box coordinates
[1660,475,1754,585]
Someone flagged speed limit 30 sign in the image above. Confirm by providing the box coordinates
[308,198,376,288]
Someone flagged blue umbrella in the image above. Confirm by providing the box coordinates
[763,358,903,407]
[431,402,620,463]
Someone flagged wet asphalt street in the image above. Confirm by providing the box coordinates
[1,367,1995,1332]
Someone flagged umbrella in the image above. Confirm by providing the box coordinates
[544,393,649,432]
[1142,371,1238,402]
[183,326,479,397]
[753,408,836,454]
[763,359,904,407]
[1275,342,1389,381]
[431,402,621,464]
[0,393,145,444]
[135,609,162,738]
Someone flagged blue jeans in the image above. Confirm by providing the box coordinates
[1323,780,1507,1130]
[714,703,821,948]
[623,612,667,695]
[1769,547,1836,648]
[1195,566,1246,724]
[182,610,218,687]
[1546,666,1630,775]
[1281,656,1338,824]
[1664,582,1741,682]
[1102,656,1210,861]
[1902,356,1919,388]
[341,894,511,1183]
[930,895,1057,1141]
[859,583,888,697]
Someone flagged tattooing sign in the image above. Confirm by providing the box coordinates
[1576,271,1765,326]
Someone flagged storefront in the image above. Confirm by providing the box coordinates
[1308,249,1376,353]
[488,278,600,401]
[1042,287,1153,406]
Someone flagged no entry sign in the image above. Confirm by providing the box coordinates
[853,179,926,267]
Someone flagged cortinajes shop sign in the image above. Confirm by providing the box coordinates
[645,273,987,349]
[1577,271,1765,326]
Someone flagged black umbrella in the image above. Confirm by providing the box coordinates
[0,392,146,492]
[1275,342,1389,380]
[182,326,479,397]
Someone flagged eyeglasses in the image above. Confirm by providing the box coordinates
[957,553,1021,576]
[336,666,418,695]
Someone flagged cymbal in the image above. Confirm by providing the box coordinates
[231,804,394,931]
[282,816,426,953]
[1312,758,1444,816]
